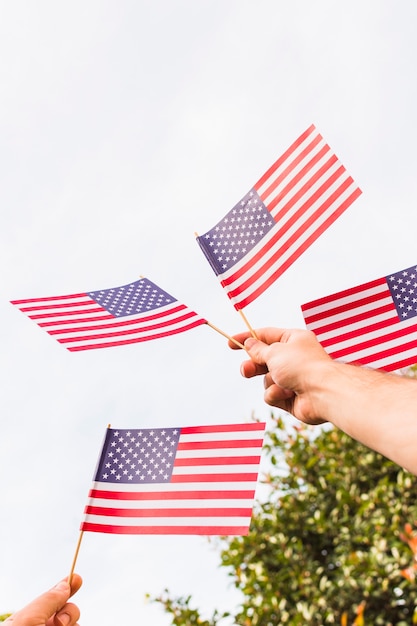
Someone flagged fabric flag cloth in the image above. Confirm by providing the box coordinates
[197,124,362,310]
[10,277,207,351]
[301,264,417,372]
[81,422,266,535]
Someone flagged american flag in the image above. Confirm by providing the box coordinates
[301,264,417,372]
[197,124,362,310]
[10,277,207,351]
[81,423,266,535]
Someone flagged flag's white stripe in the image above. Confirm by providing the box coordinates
[175,447,262,458]
[302,284,390,319]
[178,430,264,443]
[99,466,258,479]
[171,464,258,475]
[224,183,356,306]
[82,514,251,526]
[91,480,257,492]
[85,497,254,509]
[305,295,394,333]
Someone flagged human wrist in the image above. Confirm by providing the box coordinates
[302,358,346,424]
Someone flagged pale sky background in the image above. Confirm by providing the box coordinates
[1,1,417,624]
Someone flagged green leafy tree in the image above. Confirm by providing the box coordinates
[152,414,417,625]
[0,615,11,622]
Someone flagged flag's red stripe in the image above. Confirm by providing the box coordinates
[47,304,188,334]
[301,277,387,312]
[88,489,255,500]
[170,473,258,483]
[17,299,96,312]
[303,291,393,326]
[84,505,252,517]
[80,522,249,535]
[226,184,361,309]
[10,293,86,304]
[66,320,206,351]
[328,325,417,360]
[57,311,199,343]
[180,423,265,434]
[254,124,317,188]
[256,135,327,203]
[177,439,263,450]
[29,306,107,320]
[223,167,354,293]
[318,313,399,348]
[39,314,115,327]
[174,455,261,467]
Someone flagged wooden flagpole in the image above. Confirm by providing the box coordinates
[68,531,84,586]
[238,309,258,339]
[206,321,245,349]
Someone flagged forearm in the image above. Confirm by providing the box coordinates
[310,360,417,474]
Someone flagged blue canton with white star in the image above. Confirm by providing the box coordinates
[89,279,176,317]
[386,265,417,320]
[197,189,275,275]
[94,428,182,484]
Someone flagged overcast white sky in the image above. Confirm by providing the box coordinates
[1,1,417,624]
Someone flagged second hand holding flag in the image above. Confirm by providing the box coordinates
[197,124,362,311]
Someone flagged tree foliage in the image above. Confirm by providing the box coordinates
[152,414,417,625]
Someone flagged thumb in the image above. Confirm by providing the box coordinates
[10,580,71,624]
[244,337,267,361]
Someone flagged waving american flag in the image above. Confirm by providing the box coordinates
[11,277,207,351]
[81,422,266,535]
[197,125,361,310]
